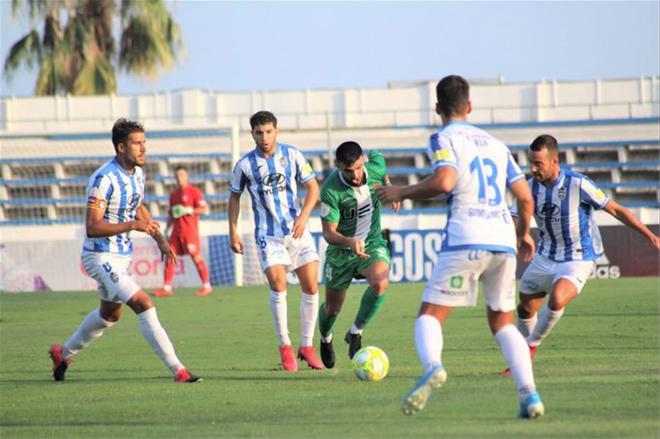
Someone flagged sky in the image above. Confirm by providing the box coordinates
[0,1,659,97]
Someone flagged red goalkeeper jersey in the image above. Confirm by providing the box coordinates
[169,184,206,239]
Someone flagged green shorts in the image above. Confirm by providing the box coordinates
[323,240,391,290]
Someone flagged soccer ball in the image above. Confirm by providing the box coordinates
[351,346,389,382]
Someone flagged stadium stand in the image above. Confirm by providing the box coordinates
[1,78,658,225]
[1,137,657,225]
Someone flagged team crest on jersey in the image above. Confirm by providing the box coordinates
[558,187,566,200]
[182,195,188,202]
[279,156,287,167]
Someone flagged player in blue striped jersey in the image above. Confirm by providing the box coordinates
[49,118,201,383]
[378,75,544,419]
[512,134,659,361]
[228,111,323,371]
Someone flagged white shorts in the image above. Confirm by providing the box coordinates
[256,231,319,272]
[520,254,595,295]
[81,252,141,304]
[423,250,517,311]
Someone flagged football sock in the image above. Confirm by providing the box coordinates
[138,307,183,373]
[164,259,175,286]
[300,292,318,347]
[495,324,536,402]
[62,309,116,359]
[517,314,537,339]
[528,304,564,347]
[318,303,337,339]
[194,259,210,284]
[354,287,386,330]
[269,290,291,346]
[414,314,443,373]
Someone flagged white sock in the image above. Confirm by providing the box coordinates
[415,315,443,373]
[269,290,291,346]
[163,285,172,292]
[517,314,537,339]
[203,282,211,289]
[350,324,363,335]
[299,292,318,347]
[528,304,565,347]
[321,333,333,343]
[138,307,183,373]
[495,324,537,401]
[62,309,115,359]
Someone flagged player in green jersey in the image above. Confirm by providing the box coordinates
[317,141,400,367]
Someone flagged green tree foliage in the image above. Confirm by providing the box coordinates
[4,0,182,95]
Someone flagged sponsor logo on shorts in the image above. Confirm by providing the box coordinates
[102,262,112,272]
[440,289,468,297]
[110,272,119,283]
[449,275,463,289]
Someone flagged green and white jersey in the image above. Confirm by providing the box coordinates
[320,150,388,249]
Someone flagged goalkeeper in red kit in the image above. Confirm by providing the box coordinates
[153,166,213,297]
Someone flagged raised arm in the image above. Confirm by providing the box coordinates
[377,166,457,203]
[602,200,659,250]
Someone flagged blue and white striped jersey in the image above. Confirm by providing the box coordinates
[230,143,316,239]
[520,170,609,262]
[82,158,145,255]
[428,121,525,254]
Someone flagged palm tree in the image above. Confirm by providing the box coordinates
[3,0,182,96]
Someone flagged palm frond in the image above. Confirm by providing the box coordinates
[3,30,42,77]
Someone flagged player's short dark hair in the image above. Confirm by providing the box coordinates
[174,165,188,173]
[111,118,144,151]
[436,75,470,117]
[530,134,559,155]
[250,111,278,129]
[335,141,363,166]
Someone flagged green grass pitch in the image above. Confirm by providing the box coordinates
[1,278,658,438]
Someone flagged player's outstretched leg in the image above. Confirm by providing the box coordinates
[401,365,447,416]
[319,336,335,369]
[175,368,203,383]
[344,329,362,359]
[193,256,213,297]
[48,344,73,381]
[49,308,117,381]
[298,291,323,369]
[269,290,297,371]
[318,303,337,368]
[495,324,543,419]
[137,305,202,383]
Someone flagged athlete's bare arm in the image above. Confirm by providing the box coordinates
[228,192,244,254]
[601,200,659,250]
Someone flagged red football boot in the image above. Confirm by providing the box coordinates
[297,346,324,370]
[279,345,298,372]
